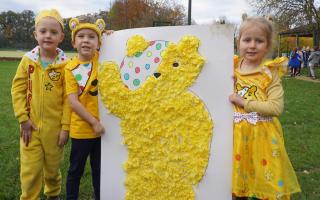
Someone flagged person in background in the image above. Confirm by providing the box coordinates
[302,46,311,69]
[296,47,303,75]
[308,46,320,79]
[288,47,301,77]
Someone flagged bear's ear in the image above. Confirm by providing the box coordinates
[249,85,257,93]
[69,18,79,31]
[95,19,105,32]
[126,35,149,57]
[177,35,200,54]
[236,83,242,91]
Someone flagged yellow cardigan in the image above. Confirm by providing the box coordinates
[234,56,287,117]
[11,46,70,131]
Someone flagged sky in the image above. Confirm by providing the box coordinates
[0,0,252,24]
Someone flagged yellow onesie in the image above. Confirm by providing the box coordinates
[11,46,69,200]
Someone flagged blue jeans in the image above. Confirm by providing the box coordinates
[66,137,101,200]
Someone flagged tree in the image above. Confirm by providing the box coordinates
[248,0,320,46]
[0,10,35,49]
[108,0,186,30]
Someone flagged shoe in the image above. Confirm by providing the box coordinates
[312,77,316,80]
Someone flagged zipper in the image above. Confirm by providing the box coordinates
[39,67,45,134]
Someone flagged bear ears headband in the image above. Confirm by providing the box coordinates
[242,13,273,22]
[69,18,106,41]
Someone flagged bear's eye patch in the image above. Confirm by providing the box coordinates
[172,62,179,67]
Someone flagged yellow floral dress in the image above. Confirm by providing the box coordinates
[232,57,301,200]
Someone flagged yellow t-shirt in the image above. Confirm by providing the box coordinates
[65,52,100,139]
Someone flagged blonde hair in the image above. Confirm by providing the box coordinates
[239,15,273,49]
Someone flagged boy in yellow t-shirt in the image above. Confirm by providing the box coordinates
[11,9,69,200]
[64,16,106,200]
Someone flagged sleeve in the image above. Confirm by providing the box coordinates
[61,66,71,131]
[233,55,239,68]
[243,70,284,117]
[308,52,313,61]
[11,57,29,123]
[64,67,79,95]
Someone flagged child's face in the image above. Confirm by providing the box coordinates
[239,26,269,65]
[72,29,99,61]
[34,17,64,53]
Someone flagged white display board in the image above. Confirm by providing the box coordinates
[99,24,234,200]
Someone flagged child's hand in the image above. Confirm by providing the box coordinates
[232,75,237,84]
[229,93,245,108]
[104,30,114,35]
[20,119,37,147]
[58,130,69,147]
[91,120,105,136]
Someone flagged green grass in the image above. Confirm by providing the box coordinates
[281,75,320,199]
[1,61,320,199]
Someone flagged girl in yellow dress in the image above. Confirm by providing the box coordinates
[229,16,301,200]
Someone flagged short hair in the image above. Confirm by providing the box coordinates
[239,16,273,48]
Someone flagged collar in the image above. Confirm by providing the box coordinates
[235,57,273,82]
[67,51,99,70]
[235,57,268,75]
[25,46,67,64]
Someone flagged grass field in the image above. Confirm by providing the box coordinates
[0,61,320,199]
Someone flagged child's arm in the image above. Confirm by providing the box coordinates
[68,93,105,136]
[11,57,30,123]
[11,57,38,146]
[244,71,284,117]
[58,70,71,147]
[58,130,69,147]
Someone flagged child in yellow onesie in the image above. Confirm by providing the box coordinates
[64,16,106,200]
[229,16,301,200]
[11,9,70,200]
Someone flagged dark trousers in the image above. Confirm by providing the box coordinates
[66,137,101,200]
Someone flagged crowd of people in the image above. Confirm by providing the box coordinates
[288,46,318,79]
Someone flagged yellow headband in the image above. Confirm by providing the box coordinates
[69,18,105,42]
[35,9,64,30]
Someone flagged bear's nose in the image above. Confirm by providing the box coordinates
[153,72,161,78]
